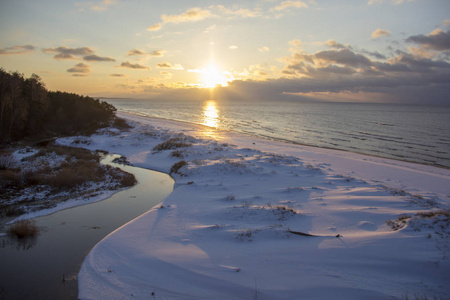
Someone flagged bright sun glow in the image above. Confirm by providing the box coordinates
[200,64,229,88]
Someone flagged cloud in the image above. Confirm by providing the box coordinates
[127,49,147,56]
[360,49,387,59]
[120,61,150,69]
[371,28,391,40]
[161,7,214,24]
[147,24,162,31]
[150,50,166,57]
[368,0,415,5]
[110,73,127,77]
[83,54,115,62]
[288,39,303,47]
[67,63,90,76]
[325,40,346,49]
[315,49,372,68]
[160,71,173,79]
[122,28,449,105]
[43,46,94,60]
[148,7,217,31]
[214,5,262,18]
[0,45,35,55]
[258,46,270,52]
[90,0,116,11]
[245,64,271,78]
[406,29,450,51]
[127,49,166,57]
[147,3,306,32]
[271,1,308,11]
[275,43,450,104]
[156,62,184,70]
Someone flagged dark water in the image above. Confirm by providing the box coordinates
[105,98,450,168]
[0,155,174,299]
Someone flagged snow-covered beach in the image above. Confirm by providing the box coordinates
[59,112,450,299]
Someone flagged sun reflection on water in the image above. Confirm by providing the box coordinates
[202,100,219,128]
[201,100,221,139]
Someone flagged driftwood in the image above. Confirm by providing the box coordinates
[288,230,342,238]
[288,230,316,237]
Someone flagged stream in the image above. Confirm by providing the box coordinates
[0,154,174,299]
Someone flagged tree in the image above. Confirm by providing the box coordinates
[0,69,117,143]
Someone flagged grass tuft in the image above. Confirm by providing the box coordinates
[387,215,411,231]
[8,220,39,238]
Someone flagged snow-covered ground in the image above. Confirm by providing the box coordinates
[67,112,449,299]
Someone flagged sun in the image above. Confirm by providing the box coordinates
[200,64,230,88]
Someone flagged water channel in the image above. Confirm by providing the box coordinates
[0,154,174,299]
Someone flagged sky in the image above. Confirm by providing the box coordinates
[0,0,449,104]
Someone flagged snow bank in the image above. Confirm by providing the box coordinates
[75,112,450,299]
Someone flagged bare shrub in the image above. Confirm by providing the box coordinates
[18,169,41,186]
[112,155,130,165]
[113,117,132,130]
[1,205,26,217]
[119,172,137,187]
[75,160,105,181]
[1,169,20,185]
[170,160,188,175]
[8,220,39,238]
[0,154,15,170]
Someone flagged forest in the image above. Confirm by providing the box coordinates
[0,68,117,143]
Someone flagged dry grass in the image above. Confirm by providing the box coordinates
[8,220,39,238]
[171,150,185,158]
[387,210,450,232]
[170,160,188,175]
[416,210,450,219]
[387,215,411,231]
[153,137,192,152]
[1,145,137,219]
[269,204,301,220]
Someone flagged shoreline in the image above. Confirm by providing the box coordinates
[77,112,450,299]
[117,112,450,202]
[119,111,450,171]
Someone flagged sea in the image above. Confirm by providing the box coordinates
[102,98,450,169]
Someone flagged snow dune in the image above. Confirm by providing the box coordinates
[66,112,450,299]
